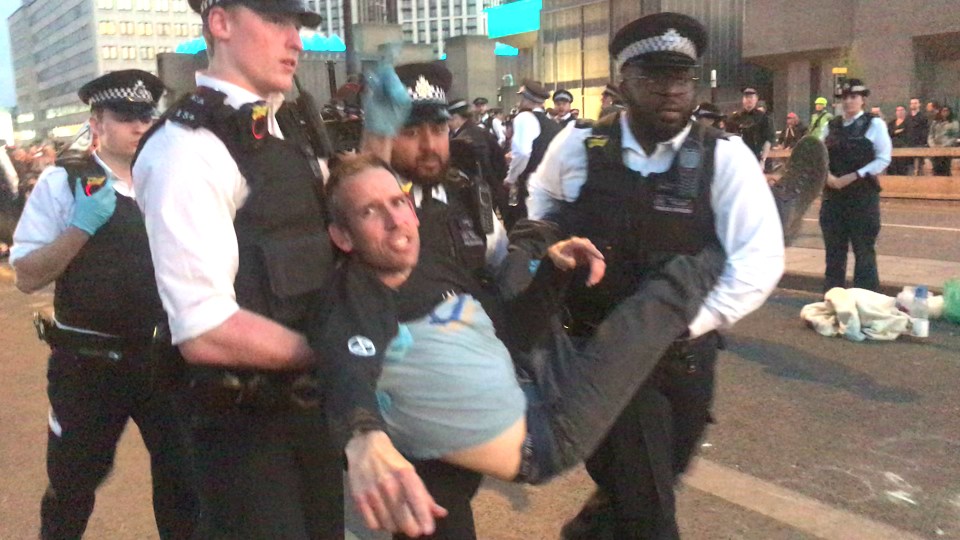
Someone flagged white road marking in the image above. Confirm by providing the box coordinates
[683,457,927,540]
[802,218,960,233]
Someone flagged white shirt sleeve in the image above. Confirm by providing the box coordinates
[687,137,785,338]
[492,118,506,145]
[133,123,248,345]
[526,123,591,219]
[485,210,509,270]
[859,117,893,177]
[9,166,73,265]
[505,111,541,185]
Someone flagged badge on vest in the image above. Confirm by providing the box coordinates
[586,136,609,149]
[652,139,703,214]
[250,104,269,140]
[455,217,485,248]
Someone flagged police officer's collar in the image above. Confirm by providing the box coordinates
[842,110,865,126]
[89,151,136,198]
[620,111,692,156]
[195,72,284,111]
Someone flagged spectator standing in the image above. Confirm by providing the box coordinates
[887,105,911,175]
[599,83,625,118]
[928,105,959,176]
[810,97,834,140]
[777,112,807,149]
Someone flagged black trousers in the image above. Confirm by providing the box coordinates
[41,347,197,540]
[819,191,881,292]
[931,157,953,176]
[186,405,344,539]
[393,460,484,540]
[580,334,719,540]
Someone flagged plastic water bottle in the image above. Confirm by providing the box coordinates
[508,184,519,207]
[911,285,929,338]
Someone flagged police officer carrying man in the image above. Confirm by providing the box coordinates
[133,1,350,537]
[726,86,776,168]
[10,70,197,539]
[358,61,510,539]
[820,78,891,292]
[503,80,561,230]
[551,89,576,128]
[527,13,785,539]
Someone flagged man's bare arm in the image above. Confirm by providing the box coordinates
[13,228,90,293]
[178,309,315,370]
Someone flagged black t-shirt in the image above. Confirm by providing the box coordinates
[307,258,399,448]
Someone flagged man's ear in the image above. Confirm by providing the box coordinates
[328,223,354,253]
[206,6,232,41]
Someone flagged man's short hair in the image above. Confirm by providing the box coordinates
[326,154,400,227]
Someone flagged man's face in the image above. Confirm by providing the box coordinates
[90,109,154,159]
[554,99,571,116]
[211,6,303,96]
[742,93,758,111]
[786,115,797,126]
[910,99,921,113]
[330,167,420,285]
[896,106,906,119]
[390,121,450,184]
[926,102,936,113]
[601,94,614,107]
[474,103,487,115]
[619,64,696,142]
[815,102,825,112]
[842,94,864,116]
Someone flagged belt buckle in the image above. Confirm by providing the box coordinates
[33,312,47,342]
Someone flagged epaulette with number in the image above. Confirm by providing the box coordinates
[574,118,595,129]
[167,87,228,129]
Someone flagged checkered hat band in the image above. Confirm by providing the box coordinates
[615,28,697,72]
[407,75,446,105]
[88,83,154,106]
[199,0,221,11]
[848,85,867,93]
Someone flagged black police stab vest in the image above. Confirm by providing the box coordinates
[557,115,722,331]
[135,88,333,331]
[395,170,490,321]
[53,156,166,338]
[519,111,562,185]
[824,113,880,198]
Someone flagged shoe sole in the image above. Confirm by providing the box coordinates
[771,136,828,246]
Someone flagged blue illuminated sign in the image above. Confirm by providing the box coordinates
[484,0,541,39]
[175,33,347,54]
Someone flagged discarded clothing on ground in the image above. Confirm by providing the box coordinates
[800,287,911,341]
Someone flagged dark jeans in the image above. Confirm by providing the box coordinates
[819,191,881,292]
[887,157,912,176]
[393,460,484,540]
[518,246,725,484]
[186,405,344,539]
[41,348,197,540]
[931,156,953,176]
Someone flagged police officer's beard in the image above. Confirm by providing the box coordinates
[631,105,692,144]
[397,152,449,185]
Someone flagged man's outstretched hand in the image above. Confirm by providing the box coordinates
[346,431,448,537]
[547,236,606,286]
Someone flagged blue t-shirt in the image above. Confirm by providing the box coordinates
[376,294,527,459]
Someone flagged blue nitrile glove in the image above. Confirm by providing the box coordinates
[70,177,116,235]
[362,59,412,137]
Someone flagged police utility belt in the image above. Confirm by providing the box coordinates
[33,312,152,361]
[183,365,324,412]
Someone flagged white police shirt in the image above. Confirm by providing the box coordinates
[133,72,324,345]
[505,107,544,185]
[527,112,785,339]
[11,152,132,336]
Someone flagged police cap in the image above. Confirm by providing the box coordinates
[189,0,322,28]
[516,79,550,103]
[78,70,165,117]
[395,62,452,126]
[838,78,870,98]
[610,12,707,72]
[552,89,573,103]
[448,99,471,117]
[473,97,489,106]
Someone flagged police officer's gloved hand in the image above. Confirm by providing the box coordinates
[362,62,412,137]
[70,177,116,235]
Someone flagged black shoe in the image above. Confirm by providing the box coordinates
[771,135,827,246]
[560,489,619,540]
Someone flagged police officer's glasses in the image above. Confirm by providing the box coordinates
[622,71,699,90]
